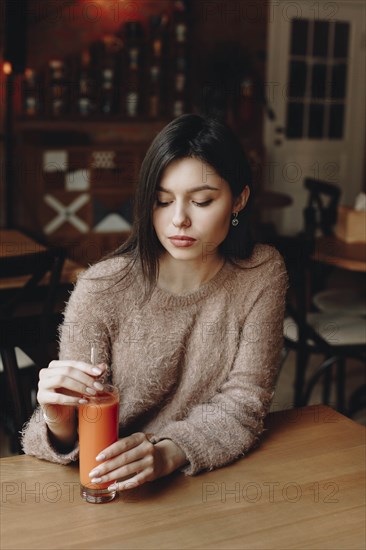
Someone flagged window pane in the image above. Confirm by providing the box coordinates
[286,103,304,138]
[313,21,329,57]
[331,63,347,99]
[329,104,345,138]
[288,61,307,98]
[290,19,308,55]
[334,22,349,58]
[312,64,327,98]
[309,103,325,138]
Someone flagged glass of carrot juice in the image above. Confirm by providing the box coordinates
[78,384,120,503]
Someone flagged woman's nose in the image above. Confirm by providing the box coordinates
[172,204,191,227]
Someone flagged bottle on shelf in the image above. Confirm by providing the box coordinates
[96,36,121,116]
[22,68,42,117]
[146,14,168,118]
[119,21,144,118]
[76,48,96,117]
[239,77,255,125]
[46,59,69,117]
[170,0,190,117]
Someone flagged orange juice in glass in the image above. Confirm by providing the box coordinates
[78,384,119,503]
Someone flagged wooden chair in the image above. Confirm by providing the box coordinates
[277,180,365,412]
[0,247,65,453]
[303,178,340,238]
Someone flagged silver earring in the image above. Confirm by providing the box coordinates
[232,212,239,226]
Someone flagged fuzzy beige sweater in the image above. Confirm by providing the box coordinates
[22,244,287,475]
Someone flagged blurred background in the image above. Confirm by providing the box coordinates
[0,1,365,455]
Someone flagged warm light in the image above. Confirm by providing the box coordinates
[89,0,109,4]
[3,62,12,75]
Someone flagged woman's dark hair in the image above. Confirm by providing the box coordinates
[105,114,255,302]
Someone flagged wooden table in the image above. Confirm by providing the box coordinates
[0,229,85,288]
[314,235,366,272]
[1,405,365,550]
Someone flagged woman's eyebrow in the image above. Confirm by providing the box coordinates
[156,185,220,193]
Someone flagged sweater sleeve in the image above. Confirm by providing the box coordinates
[21,265,113,464]
[151,254,288,475]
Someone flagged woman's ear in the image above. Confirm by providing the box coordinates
[233,185,250,213]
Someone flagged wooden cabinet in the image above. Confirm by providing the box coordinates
[14,119,168,264]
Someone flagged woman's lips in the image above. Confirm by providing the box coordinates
[168,237,197,247]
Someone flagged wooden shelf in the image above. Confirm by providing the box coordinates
[14,118,170,143]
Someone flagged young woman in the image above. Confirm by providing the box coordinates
[22,114,288,492]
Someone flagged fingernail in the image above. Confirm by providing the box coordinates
[108,483,117,492]
[89,469,100,477]
[78,399,88,404]
[92,367,102,375]
[96,453,106,461]
[93,381,104,391]
[98,363,107,369]
[86,387,97,395]
[91,477,102,483]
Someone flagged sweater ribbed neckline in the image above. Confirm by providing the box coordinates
[149,260,236,308]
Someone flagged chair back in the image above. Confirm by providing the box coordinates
[303,178,341,239]
[0,246,65,452]
[0,247,65,319]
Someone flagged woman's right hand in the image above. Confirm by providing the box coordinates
[37,360,107,451]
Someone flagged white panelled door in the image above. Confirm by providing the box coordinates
[264,0,366,235]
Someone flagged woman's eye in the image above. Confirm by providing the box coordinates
[194,200,212,207]
[156,199,212,207]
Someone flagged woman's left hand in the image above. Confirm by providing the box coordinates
[88,432,187,492]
